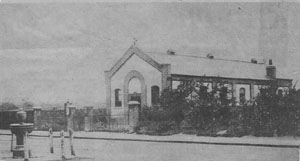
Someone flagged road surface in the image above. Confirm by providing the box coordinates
[0,135,297,161]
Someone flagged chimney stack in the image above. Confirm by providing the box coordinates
[266,59,276,78]
[269,59,273,65]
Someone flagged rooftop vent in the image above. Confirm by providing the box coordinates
[206,53,214,59]
[167,49,175,55]
[251,58,258,64]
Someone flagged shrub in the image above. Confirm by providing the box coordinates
[136,120,179,136]
[138,80,235,136]
[138,80,300,137]
[183,81,233,136]
[233,85,300,137]
[138,105,180,135]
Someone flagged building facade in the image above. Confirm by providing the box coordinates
[105,45,292,118]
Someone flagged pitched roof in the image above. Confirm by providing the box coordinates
[145,52,290,80]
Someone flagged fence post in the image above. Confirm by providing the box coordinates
[24,131,29,161]
[108,116,111,130]
[28,133,32,158]
[67,105,76,131]
[33,107,41,130]
[299,145,300,161]
[69,129,75,156]
[11,133,13,152]
[49,128,54,153]
[60,130,65,160]
[84,107,93,132]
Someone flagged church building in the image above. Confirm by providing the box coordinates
[105,45,292,118]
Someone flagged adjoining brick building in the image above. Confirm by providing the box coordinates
[105,45,292,119]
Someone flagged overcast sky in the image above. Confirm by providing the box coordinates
[0,2,300,107]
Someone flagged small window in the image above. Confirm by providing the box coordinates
[239,88,246,102]
[114,89,122,107]
[151,86,160,106]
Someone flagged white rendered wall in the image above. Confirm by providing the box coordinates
[110,54,162,116]
[253,85,260,98]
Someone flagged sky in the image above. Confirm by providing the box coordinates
[0,2,300,107]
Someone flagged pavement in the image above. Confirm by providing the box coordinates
[0,129,300,148]
[0,129,300,161]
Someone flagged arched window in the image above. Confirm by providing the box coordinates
[239,88,246,102]
[151,86,160,106]
[114,89,122,107]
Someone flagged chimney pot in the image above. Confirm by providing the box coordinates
[269,59,273,65]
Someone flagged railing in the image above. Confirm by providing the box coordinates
[0,108,130,132]
[91,113,129,131]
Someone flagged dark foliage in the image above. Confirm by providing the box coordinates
[0,102,19,111]
[245,85,300,136]
[138,80,300,137]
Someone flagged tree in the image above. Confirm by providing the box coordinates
[0,102,19,111]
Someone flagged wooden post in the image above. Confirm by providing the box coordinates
[11,133,13,152]
[49,128,54,153]
[68,129,75,156]
[33,107,41,130]
[67,106,76,131]
[84,107,93,132]
[60,130,66,160]
[28,133,32,158]
[298,145,300,161]
[24,131,29,161]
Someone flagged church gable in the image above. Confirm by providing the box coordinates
[107,46,164,110]
[106,45,163,79]
[111,54,162,83]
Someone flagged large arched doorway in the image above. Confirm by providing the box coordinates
[124,70,147,126]
[128,78,142,103]
[123,70,147,112]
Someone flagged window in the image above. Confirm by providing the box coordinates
[239,88,246,103]
[114,89,122,107]
[151,86,160,106]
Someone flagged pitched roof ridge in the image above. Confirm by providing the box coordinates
[146,51,265,65]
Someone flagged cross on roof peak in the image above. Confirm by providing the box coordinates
[133,38,137,46]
